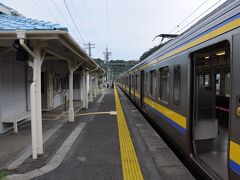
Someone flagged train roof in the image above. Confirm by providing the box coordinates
[121,0,238,78]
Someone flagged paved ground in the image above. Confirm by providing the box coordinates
[35,89,122,180]
[4,88,195,180]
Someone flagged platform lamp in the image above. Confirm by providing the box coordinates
[13,39,29,62]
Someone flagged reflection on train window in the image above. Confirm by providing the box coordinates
[159,67,169,103]
[173,65,181,105]
[198,74,210,88]
[150,70,156,97]
[145,72,148,94]
[215,73,220,95]
[132,75,134,88]
[135,75,138,90]
[225,73,230,97]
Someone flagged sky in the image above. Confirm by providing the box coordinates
[1,0,227,60]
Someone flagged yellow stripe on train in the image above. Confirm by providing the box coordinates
[140,17,240,70]
[230,141,240,165]
[144,97,187,129]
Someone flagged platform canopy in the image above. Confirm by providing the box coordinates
[0,12,104,75]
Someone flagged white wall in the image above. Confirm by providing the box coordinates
[0,50,27,132]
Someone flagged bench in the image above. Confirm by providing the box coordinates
[2,111,31,133]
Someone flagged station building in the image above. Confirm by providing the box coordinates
[0,2,103,140]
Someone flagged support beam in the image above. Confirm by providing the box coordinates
[89,74,93,102]
[85,72,89,109]
[68,62,82,122]
[96,75,99,96]
[28,46,45,157]
[93,74,97,98]
[68,69,74,122]
[80,72,86,108]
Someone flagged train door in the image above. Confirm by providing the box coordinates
[192,41,230,179]
[140,70,144,107]
[229,34,240,179]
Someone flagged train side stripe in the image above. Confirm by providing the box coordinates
[230,141,240,163]
[144,97,187,130]
[139,13,240,70]
[230,160,240,175]
[123,85,187,133]
[145,103,186,134]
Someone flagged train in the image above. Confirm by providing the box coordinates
[117,0,240,179]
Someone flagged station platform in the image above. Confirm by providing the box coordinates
[6,86,194,180]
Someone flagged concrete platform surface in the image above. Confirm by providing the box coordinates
[3,88,195,180]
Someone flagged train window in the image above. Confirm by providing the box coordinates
[173,65,181,105]
[215,74,220,95]
[132,75,134,88]
[145,72,148,94]
[135,75,138,90]
[225,73,230,97]
[159,67,169,103]
[150,70,156,97]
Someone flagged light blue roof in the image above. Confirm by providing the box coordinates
[0,14,67,31]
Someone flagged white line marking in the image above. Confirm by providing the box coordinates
[6,121,65,170]
[97,92,105,104]
[7,123,86,180]
[109,111,117,115]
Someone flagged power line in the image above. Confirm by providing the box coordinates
[81,0,101,46]
[84,42,95,57]
[170,0,210,34]
[50,0,71,26]
[177,0,223,33]
[41,0,59,23]
[105,0,111,50]
[64,0,85,44]
[103,47,111,82]
[32,0,49,19]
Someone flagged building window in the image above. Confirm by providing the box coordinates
[54,73,61,93]
[150,70,156,97]
[73,74,80,89]
[160,67,169,103]
[173,65,181,105]
[61,77,68,89]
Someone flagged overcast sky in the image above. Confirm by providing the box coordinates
[1,0,227,60]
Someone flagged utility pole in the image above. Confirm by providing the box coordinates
[84,42,95,57]
[103,47,111,83]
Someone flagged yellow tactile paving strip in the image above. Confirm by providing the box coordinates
[114,85,144,180]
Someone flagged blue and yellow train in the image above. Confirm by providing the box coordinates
[117,1,240,179]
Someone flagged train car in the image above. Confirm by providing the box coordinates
[117,0,240,179]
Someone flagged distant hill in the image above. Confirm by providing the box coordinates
[94,58,138,80]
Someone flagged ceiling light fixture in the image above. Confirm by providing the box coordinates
[216,51,225,56]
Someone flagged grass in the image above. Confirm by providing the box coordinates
[0,171,6,180]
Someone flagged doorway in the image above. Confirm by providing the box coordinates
[192,41,230,179]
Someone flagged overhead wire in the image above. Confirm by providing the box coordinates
[105,0,111,50]
[64,0,86,44]
[170,0,210,34]
[31,0,49,20]
[177,0,223,33]
[41,0,60,23]
[81,0,101,46]
[50,0,71,26]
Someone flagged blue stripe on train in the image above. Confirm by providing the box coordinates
[230,160,240,175]
[145,103,186,134]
